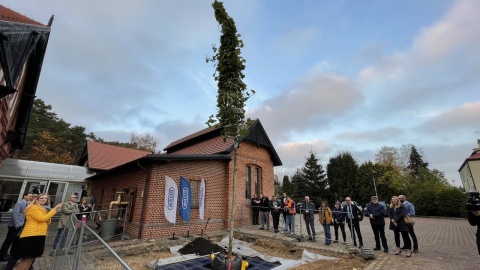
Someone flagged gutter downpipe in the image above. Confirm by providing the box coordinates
[137,160,149,240]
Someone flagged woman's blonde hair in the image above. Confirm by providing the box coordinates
[390,196,400,208]
[81,197,88,204]
[25,193,50,213]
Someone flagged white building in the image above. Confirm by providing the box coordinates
[458,140,480,192]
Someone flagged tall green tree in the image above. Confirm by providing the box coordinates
[326,151,358,202]
[302,150,326,198]
[407,146,429,176]
[291,170,307,198]
[281,175,294,196]
[13,99,90,164]
[206,0,254,257]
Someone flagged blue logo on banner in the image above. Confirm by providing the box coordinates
[199,187,204,208]
[168,187,175,210]
[182,187,189,209]
[180,177,191,221]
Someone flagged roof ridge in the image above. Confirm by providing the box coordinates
[0,5,45,27]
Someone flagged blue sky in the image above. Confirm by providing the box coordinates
[4,0,479,186]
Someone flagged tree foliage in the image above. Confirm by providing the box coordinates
[13,98,160,164]
[407,146,429,176]
[207,1,253,257]
[326,151,358,202]
[281,175,294,196]
[12,99,90,164]
[206,0,254,138]
[301,150,327,198]
[291,170,307,198]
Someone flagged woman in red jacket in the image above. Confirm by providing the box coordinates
[13,193,62,270]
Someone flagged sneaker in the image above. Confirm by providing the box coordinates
[373,247,381,251]
[333,240,338,243]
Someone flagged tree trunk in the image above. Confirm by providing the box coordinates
[228,145,238,257]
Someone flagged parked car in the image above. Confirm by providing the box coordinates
[363,201,389,217]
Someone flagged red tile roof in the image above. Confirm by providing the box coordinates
[169,136,234,155]
[0,5,45,26]
[164,125,216,150]
[468,152,480,161]
[86,141,151,170]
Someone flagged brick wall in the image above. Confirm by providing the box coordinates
[91,140,275,239]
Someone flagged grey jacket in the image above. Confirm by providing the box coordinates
[58,202,79,229]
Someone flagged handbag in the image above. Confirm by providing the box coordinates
[404,215,415,226]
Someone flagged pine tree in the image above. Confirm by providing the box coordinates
[407,146,429,176]
[302,150,326,198]
[282,175,294,196]
[291,170,307,198]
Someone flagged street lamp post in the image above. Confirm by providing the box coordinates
[372,171,378,198]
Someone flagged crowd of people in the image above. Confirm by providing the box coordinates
[250,193,419,257]
[0,192,91,270]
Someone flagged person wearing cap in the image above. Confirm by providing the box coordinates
[53,194,79,250]
[366,196,388,253]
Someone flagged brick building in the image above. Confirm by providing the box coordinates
[0,5,53,161]
[88,119,282,239]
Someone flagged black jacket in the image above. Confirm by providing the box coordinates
[366,202,385,225]
[343,203,362,222]
[388,205,409,232]
[332,206,345,223]
[260,197,270,212]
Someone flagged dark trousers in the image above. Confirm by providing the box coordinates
[347,220,363,246]
[0,226,21,258]
[476,228,480,255]
[252,210,259,225]
[304,218,316,238]
[334,221,346,242]
[271,211,280,231]
[371,223,388,249]
[407,225,418,250]
[393,227,411,249]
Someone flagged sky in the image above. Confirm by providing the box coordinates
[4,0,480,186]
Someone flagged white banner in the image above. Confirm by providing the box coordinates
[164,176,178,224]
[199,177,206,220]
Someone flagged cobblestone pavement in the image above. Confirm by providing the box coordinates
[237,214,480,270]
[0,215,478,269]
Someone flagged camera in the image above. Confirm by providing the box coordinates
[466,190,480,212]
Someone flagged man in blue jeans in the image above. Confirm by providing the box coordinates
[399,195,418,253]
[0,192,32,261]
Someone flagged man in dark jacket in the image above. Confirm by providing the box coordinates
[303,196,316,241]
[467,209,480,255]
[251,194,260,225]
[343,197,363,247]
[366,196,388,253]
[259,194,270,230]
[269,195,281,233]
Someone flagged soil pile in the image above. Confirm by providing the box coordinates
[178,237,224,256]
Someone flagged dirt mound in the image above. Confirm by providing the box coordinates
[178,237,224,256]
